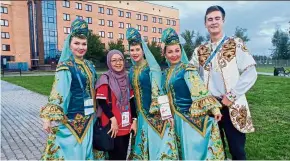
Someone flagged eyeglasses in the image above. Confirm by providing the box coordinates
[111,59,124,64]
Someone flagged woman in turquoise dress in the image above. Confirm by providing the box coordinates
[126,28,179,160]
[39,19,101,160]
[161,27,225,160]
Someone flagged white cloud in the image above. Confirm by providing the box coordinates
[263,16,288,25]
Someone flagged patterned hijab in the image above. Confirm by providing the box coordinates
[95,50,130,108]
[58,18,89,65]
[161,27,189,66]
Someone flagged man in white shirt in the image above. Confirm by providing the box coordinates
[190,5,257,160]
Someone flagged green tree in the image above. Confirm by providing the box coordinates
[234,26,250,43]
[181,30,195,58]
[108,39,125,53]
[271,28,290,60]
[181,30,206,58]
[147,41,164,65]
[85,30,105,63]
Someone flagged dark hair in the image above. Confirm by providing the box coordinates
[163,44,182,55]
[204,5,225,22]
[130,43,144,51]
[70,34,87,43]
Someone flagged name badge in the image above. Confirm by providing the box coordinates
[160,103,172,120]
[121,112,130,127]
[84,98,94,115]
[158,95,172,120]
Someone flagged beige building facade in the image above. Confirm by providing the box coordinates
[1,1,179,69]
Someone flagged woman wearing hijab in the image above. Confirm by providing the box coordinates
[40,19,98,160]
[161,27,225,160]
[95,50,137,160]
[126,28,178,160]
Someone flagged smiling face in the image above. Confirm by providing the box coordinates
[70,36,87,59]
[205,10,224,36]
[110,53,124,72]
[129,44,144,63]
[164,44,182,65]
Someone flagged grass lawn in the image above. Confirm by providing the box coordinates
[256,66,275,73]
[256,66,290,73]
[2,75,290,159]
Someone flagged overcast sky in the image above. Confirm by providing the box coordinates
[151,1,290,56]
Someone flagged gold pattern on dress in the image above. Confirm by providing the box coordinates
[132,63,167,138]
[207,122,225,160]
[41,127,65,160]
[187,71,209,97]
[65,114,94,144]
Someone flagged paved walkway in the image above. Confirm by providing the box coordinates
[1,80,48,160]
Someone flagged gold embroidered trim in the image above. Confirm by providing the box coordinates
[64,115,94,144]
[189,96,222,117]
[40,103,66,121]
[132,64,167,138]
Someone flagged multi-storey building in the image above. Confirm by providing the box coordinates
[1,1,179,69]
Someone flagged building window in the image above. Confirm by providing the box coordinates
[152,27,156,33]
[63,13,70,21]
[48,17,54,23]
[136,14,141,20]
[1,32,10,39]
[144,36,148,42]
[153,37,157,42]
[119,22,124,29]
[143,15,148,21]
[108,32,113,39]
[107,20,113,27]
[2,44,10,51]
[143,26,148,32]
[64,27,71,34]
[126,12,131,18]
[158,28,162,34]
[86,17,92,24]
[107,8,113,15]
[126,23,131,29]
[99,31,105,38]
[62,1,70,8]
[173,20,176,26]
[152,17,156,23]
[76,15,83,20]
[158,18,162,24]
[137,25,141,31]
[158,38,161,43]
[98,7,104,14]
[99,19,105,26]
[47,3,54,9]
[75,2,82,10]
[167,19,171,25]
[1,6,8,14]
[1,19,9,26]
[118,10,124,17]
[119,33,124,40]
[49,31,55,37]
[85,4,92,12]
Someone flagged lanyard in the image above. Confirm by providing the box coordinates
[74,62,86,97]
[204,36,227,67]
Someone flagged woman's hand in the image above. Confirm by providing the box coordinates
[42,119,52,133]
[167,117,174,128]
[214,113,223,122]
[108,117,118,138]
[130,119,137,136]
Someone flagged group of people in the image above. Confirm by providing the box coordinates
[40,5,257,160]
